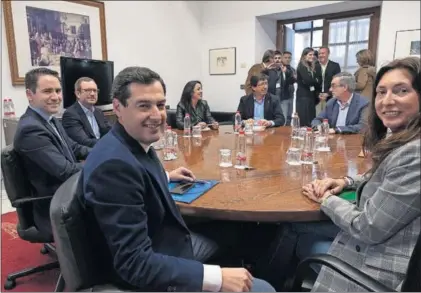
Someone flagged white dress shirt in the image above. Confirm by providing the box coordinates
[140,143,223,291]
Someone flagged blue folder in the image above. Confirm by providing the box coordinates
[169,180,219,204]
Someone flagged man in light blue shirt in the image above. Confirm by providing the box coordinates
[62,77,111,147]
[311,72,369,134]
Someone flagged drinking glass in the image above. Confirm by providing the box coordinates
[192,125,202,138]
[219,149,233,167]
[244,121,253,135]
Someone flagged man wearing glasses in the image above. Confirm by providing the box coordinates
[62,77,111,147]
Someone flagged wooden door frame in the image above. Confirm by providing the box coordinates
[276,6,381,63]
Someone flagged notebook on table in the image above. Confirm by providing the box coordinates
[169,180,219,204]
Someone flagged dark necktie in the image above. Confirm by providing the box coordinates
[50,118,75,163]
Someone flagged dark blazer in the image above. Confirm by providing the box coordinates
[13,107,90,237]
[80,122,203,291]
[296,62,322,104]
[320,60,341,100]
[263,67,296,101]
[311,93,369,134]
[61,102,111,147]
[175,100,215,130]
[236,93,285,127]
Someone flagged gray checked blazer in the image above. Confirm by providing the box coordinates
[313,138,421,292]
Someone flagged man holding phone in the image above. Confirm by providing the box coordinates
[80,66,275,292]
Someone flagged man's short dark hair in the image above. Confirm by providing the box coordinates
[250,74,268,87]
[282,51,292,56]
[25,68,60,93]
[319,46,330,54]
[110,67,166,107]
[274,50,282,56]
[74,77,95,92]
[262,49,275,63]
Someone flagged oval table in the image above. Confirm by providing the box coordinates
[161,125,371,223]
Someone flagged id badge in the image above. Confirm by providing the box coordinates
[276,82,281,88]
[310,86,315,92]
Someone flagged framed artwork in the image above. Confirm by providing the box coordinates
[393,29,420,59]
[3,0,108,85]
[209,47,236,75]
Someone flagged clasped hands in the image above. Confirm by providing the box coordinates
[197,121,219,130]
[302,178,348,203]
[246,118,271,127]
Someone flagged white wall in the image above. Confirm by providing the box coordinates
[200,0,420,112]
[376,1,420,68]
[1,1,203,117]
[254,17,277,63]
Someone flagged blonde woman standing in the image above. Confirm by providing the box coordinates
[354,49,376,99]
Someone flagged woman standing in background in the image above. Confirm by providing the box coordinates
[295,47,322,126]
[354,49,376,99]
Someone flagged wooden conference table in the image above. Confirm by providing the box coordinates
[161,125,371,223]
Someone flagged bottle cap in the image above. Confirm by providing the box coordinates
[307,127,312,131]
[166,125,171,129]
[323,119,328,122]
[236,111,240,114]
[239,130,245,135]
[185,114,190,117]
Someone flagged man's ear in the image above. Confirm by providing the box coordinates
[113,98,121,118]
[26,89,33,102]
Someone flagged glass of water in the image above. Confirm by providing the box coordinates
[244,121,254,135]
[286,147,302,165]
[192,125,202,137]
[219,149,233,167]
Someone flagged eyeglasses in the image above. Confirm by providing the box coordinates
[330,84,343,89]
[80,89,99,94]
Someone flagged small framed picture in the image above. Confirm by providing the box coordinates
[209,47,236,75]
[393,29,421,59]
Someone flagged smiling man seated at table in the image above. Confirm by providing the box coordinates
[311,72,369,134]
[79,66,275,292]
[237,74,285,128]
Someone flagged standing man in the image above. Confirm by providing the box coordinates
[14,68,91,238]
[80,66,276,292]
[317,46,341,114]
[245,50,275,95]
[62,77,111,147]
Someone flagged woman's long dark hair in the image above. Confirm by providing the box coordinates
[300,47,315,71]
[180,80,201,110]
[363,56,421,174]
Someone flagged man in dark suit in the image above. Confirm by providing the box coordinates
[14,68,91,238]
[317,46,341,110]
[311,72,369,134]
[62,77,111,147]
[263,50,296,126]
[80,66,275,292]
[237,74,285,127]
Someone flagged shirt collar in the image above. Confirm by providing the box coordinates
[337,93,353,109]
[140,143,151,153]
[253,96,265,104]
[78,101,95,114]
[29,105,53,122]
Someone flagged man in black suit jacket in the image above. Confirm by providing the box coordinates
[80,67,275,292]
[62,77,111,147]
[237,74,285,127]
[318,46,341,105]
[14,68,91,238]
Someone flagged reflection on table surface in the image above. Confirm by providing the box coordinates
[159,125,371,222]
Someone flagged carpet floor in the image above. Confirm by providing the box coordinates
[1,212,59,292]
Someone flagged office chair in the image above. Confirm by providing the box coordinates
[50,171,123,292]
[1,145,61,290]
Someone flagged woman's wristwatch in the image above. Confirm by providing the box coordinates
[342,176,354,188]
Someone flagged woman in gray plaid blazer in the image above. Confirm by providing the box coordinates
[301,56,421,291]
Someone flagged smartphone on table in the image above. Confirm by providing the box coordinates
[170,182,195,195]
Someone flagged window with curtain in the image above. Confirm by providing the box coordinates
[328,16,370,73]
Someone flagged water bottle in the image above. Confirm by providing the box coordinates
[321,119,329,149]
[235,129,247,168]
[234,111,242,134]
[183,114,191,137]
[301,127,314,164]
[291,112,300,138]
[3,98,12,118]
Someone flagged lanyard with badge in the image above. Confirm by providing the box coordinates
[308,68,315,92]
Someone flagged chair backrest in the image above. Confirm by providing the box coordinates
[1,145,38,232]
[50,171,111,291]
[402,218,421,291]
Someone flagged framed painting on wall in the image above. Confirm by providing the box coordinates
[393,29,420,59]
[209,47,236,75]
[3,0,108,85]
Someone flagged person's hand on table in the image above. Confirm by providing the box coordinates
[302,183,334,203]
[211,121,219,129]
[329,128,336,134]
[169,167,196,182]
[246,118,254,124]
[220,268,254,292]
[259,119,271,127]
[198,122,207,129]
[310,178,347,198]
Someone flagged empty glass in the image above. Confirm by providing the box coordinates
[314,134,329,152]
[244,121,253,135]
[286,148,302,165]
[192,125,202,138]
[219,149,233,167]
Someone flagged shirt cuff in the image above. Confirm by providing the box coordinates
[202,264,222,292]
[270,120,275,127]
[166,171,170,183]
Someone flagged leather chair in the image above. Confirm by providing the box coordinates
[1,145,60,290]
[165,109,235,129]
[50,171,122,292]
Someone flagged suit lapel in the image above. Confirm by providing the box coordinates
[332,101,340,126]
[75,102,95,138]
[247,95,255,118]
[346,95,358,125]
[264,95,271,120]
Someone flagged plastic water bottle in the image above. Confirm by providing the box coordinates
[183,114,191,137]
[234,111,242,134]
[291,112,300,130]
[320,119,330,150]
[8,98,15,118]
[234,129,247,169]
[3,98,15,118]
